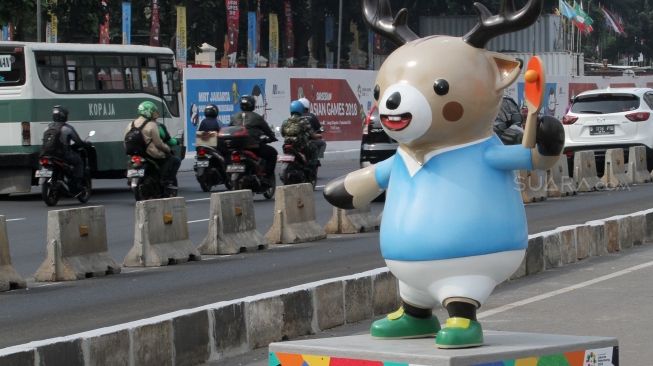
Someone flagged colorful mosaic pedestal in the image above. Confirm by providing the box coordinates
[269,331,618,366]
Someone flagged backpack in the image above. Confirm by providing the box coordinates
[41,124,65,156]
[124,120,150,155]
[282,116,311,143]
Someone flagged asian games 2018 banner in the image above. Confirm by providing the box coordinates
[185,78,267,150]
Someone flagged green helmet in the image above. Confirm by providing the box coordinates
[137,101,158,119]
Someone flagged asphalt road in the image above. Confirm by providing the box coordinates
[2,159,653,349]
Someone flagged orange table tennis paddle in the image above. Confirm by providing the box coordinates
[522,56,545,148]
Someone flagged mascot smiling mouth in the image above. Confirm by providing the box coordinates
[380,113,412,131]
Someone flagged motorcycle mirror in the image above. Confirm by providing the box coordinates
[88,130,96,137]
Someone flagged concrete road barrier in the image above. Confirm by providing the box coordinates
[198,190,267,255]
[546,155,576,197]
[265,183,327,244]
[519,170,547,203]
[124,197,201,267]
[573,151,603,192]
[626,146,651,184]
[34,206,120,282]
[601,148,629,188]
[324,207,379,234]
[0,216,26,291]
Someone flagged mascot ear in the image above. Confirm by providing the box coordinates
[488,52,522,92]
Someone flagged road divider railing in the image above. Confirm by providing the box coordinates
[265,183,327,244]
[573,151,603,192]
[198,190,268,255]
[626,146,652,184]
[124,197,201,267]
[34,206,120,282]
[0,215,26,291]
[601,148,629,188]
[546,155,576,197]
[324,206,379,234]
[3,208,653,366]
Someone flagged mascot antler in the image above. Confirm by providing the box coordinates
[362,0,419,46]
[464,0,543,48]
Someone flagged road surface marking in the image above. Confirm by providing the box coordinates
[6,218,26,222]
[187,218,209,224]
[186,197,211,202]
[478,259,653,319]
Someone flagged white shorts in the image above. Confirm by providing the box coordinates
[386,250,525,309]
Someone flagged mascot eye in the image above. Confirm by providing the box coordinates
[374,85,380,101]
[433,79,449,96]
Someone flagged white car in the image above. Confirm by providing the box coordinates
[562,87,653,174]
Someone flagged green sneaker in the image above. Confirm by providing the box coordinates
[370,307,440,339]
[435,317,484,349]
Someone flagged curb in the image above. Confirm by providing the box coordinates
[2,208,652,365]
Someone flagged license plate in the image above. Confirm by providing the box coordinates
[226,164,246,173]
[35,169,52,178]
[195,160,210,167]
[589,125,615,135]
[278,154,295,162]
[127,168,145,178]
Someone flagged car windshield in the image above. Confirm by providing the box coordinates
[571,93,640,114]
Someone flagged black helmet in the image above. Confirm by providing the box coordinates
[204,104,219,118]
[52,105,68,123]
[240,95,256,112]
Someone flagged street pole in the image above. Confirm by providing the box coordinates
[336,0,343,69]
[37,0,42,42]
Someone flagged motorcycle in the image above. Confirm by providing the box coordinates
[193,131,230,192]
[218,126,276,199]
[36,131,95,206]
[127,154,177,201]
[278,137,317,188]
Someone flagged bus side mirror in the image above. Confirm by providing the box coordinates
[172,69,182,93]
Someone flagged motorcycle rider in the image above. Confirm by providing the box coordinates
[40,105,87,195]
[229,95,278,182]
[197,104,221,133]
[281,100,318,171]
[298,97,326,160]
[124,101,179,188]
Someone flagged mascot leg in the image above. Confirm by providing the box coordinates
[436,297,483,349]
[370,280,440,339]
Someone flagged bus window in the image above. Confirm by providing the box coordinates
[159,60,179,117]
[36,53,67,92]
[140,68,158,94]
[0,47,25,86]
[66,55,95,91]
[124,67,141,90]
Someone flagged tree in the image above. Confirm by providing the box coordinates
[0,0,38,41]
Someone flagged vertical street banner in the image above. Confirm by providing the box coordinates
[150,0,160,46]
[256,0,262,66]
[122,1,131,44]
[324,16,334,69]
[367,30,374,70]
[46,0,58,43]
[283,0,294,66]
[0,27,5,41]
[225,0,239,67]
[269,14,279,68]
[176,6,187,68]
[99,0,110,44]
[247,12,257,68]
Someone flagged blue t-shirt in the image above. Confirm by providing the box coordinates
[374,136,532,261]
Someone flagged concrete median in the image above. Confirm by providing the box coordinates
[626,146,651,184]
[601,148,628,188]
[198,190,267,255]
[546,155,576,197]
[34,206,120,282]
[265,183,327,244]
[0,216,26,291]
[124,197,201,267]
[324,206,379,234]
[573,151,603,192]
[519,170,547,203]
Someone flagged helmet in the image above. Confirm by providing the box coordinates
[298,97,310,111]
[240,95,256,112]
[137,101,159,119]
[290,100,304,115]
[204,104,219,118]
[52,105,68,123]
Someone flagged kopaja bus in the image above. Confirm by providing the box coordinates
[0,42,183,194]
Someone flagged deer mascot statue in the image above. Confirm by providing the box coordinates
[324,0,564,349]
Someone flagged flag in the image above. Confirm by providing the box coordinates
[600,6,626,35]
[247,12,257,68]
[269,14,279,67]
[99,0,110,44]
[176,6,187,68]
[256,0,261,66]
[283,0,294,66]
[558,0,576,19]
[122,2,131,44]
[225,0,239,67]
[150,0,160,46]
[572,2,593,33]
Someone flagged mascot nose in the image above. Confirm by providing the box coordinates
[386,92,401,110]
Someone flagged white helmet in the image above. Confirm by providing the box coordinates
[298,97,310,111]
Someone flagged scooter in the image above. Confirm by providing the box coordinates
[193,131,230,192]
[278,137,317,188]
[36,131,95,206]
[218,126,275,199]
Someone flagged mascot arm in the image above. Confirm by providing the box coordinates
[323,158,391,209]
[484,144,533,171]
[531,116,565,170]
